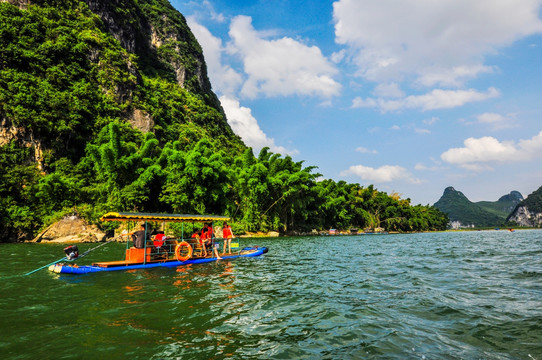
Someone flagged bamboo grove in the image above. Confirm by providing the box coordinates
[1,119,448,240]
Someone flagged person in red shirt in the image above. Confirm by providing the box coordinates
[199,226,209,257]
[222,222,234,254]
[153,231,166,249]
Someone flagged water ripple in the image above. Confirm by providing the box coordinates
[0,230,541,359]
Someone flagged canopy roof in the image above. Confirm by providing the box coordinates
[100,212,230,223]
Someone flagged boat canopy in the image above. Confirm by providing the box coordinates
[100,212,230,223]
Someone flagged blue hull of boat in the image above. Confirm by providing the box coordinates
[49,247,268,275]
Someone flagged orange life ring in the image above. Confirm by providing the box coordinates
[175,241,192,262]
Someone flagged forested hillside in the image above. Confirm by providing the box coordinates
[0,0,448,241]
[433,187,505,227]
[475,191,523,219]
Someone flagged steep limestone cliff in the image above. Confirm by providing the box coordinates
[0,0,241,241]
[507,206,542,227]
[507,185,542,227]
[84,0,220,108]
[0,0,235,164]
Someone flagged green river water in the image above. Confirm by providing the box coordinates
[1,230,541,359]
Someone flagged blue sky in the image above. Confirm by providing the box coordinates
[170,0,542,205]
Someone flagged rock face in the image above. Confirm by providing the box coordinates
[129,109,155,133]
[507,206,542,227]
[507,185,542,227]
[84,0,224,132]
[0,117,46,170]
[32,214,106,243]
[0,0,224,167]
[0,0,30,8]
[84,0,217,101]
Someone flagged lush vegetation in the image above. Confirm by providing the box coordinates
[0,0,448,241]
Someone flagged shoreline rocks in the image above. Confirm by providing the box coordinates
[31,214,106,243]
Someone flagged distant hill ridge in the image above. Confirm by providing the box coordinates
[434,187,523,227]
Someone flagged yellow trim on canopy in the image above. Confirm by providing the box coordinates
[100,212,230,223]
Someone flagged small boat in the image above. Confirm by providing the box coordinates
[49,246,267,274]
[48,212,268,275]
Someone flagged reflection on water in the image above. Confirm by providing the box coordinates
[0,230,541,359]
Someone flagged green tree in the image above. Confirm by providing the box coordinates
[160,138,231,214]
[83,121,161,211]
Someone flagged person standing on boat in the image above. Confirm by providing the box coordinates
[130,224,149,249]
[222,222,234,254]
[203,223,222,259]
[198,226,208,257]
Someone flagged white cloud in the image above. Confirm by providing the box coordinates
[352,87,500,112]
[352,97,377,109]
[440,130,542,170]
[331,49,346,63]
[477,112,507,124]
[415,163,440,171]
[415,128,431,134]
[333,0,542,86]
[442,137,518,164]
[372,82,404,98]
[229,15,341,99]
[187,18,243,96]
[355,146,377,154]
[182,0,225,23]
[417,65,496,87]
[219,95,295,155]
[476,112,516,130]
[341,164,422,184]
[518,130,542,153]
[423,117,439,125]
[415,158,446,171]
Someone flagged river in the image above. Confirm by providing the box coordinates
[1,230,541,359]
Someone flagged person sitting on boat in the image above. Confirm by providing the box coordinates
[153,231,166,251]
[130,224,149,249]
[222,222,234,254]
[199,224,221,259]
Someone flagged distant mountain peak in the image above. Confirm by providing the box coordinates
[434,186,518,227]
[498,191,523,203]
[441,186,470,202]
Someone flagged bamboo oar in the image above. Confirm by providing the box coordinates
[24,236,121,276]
